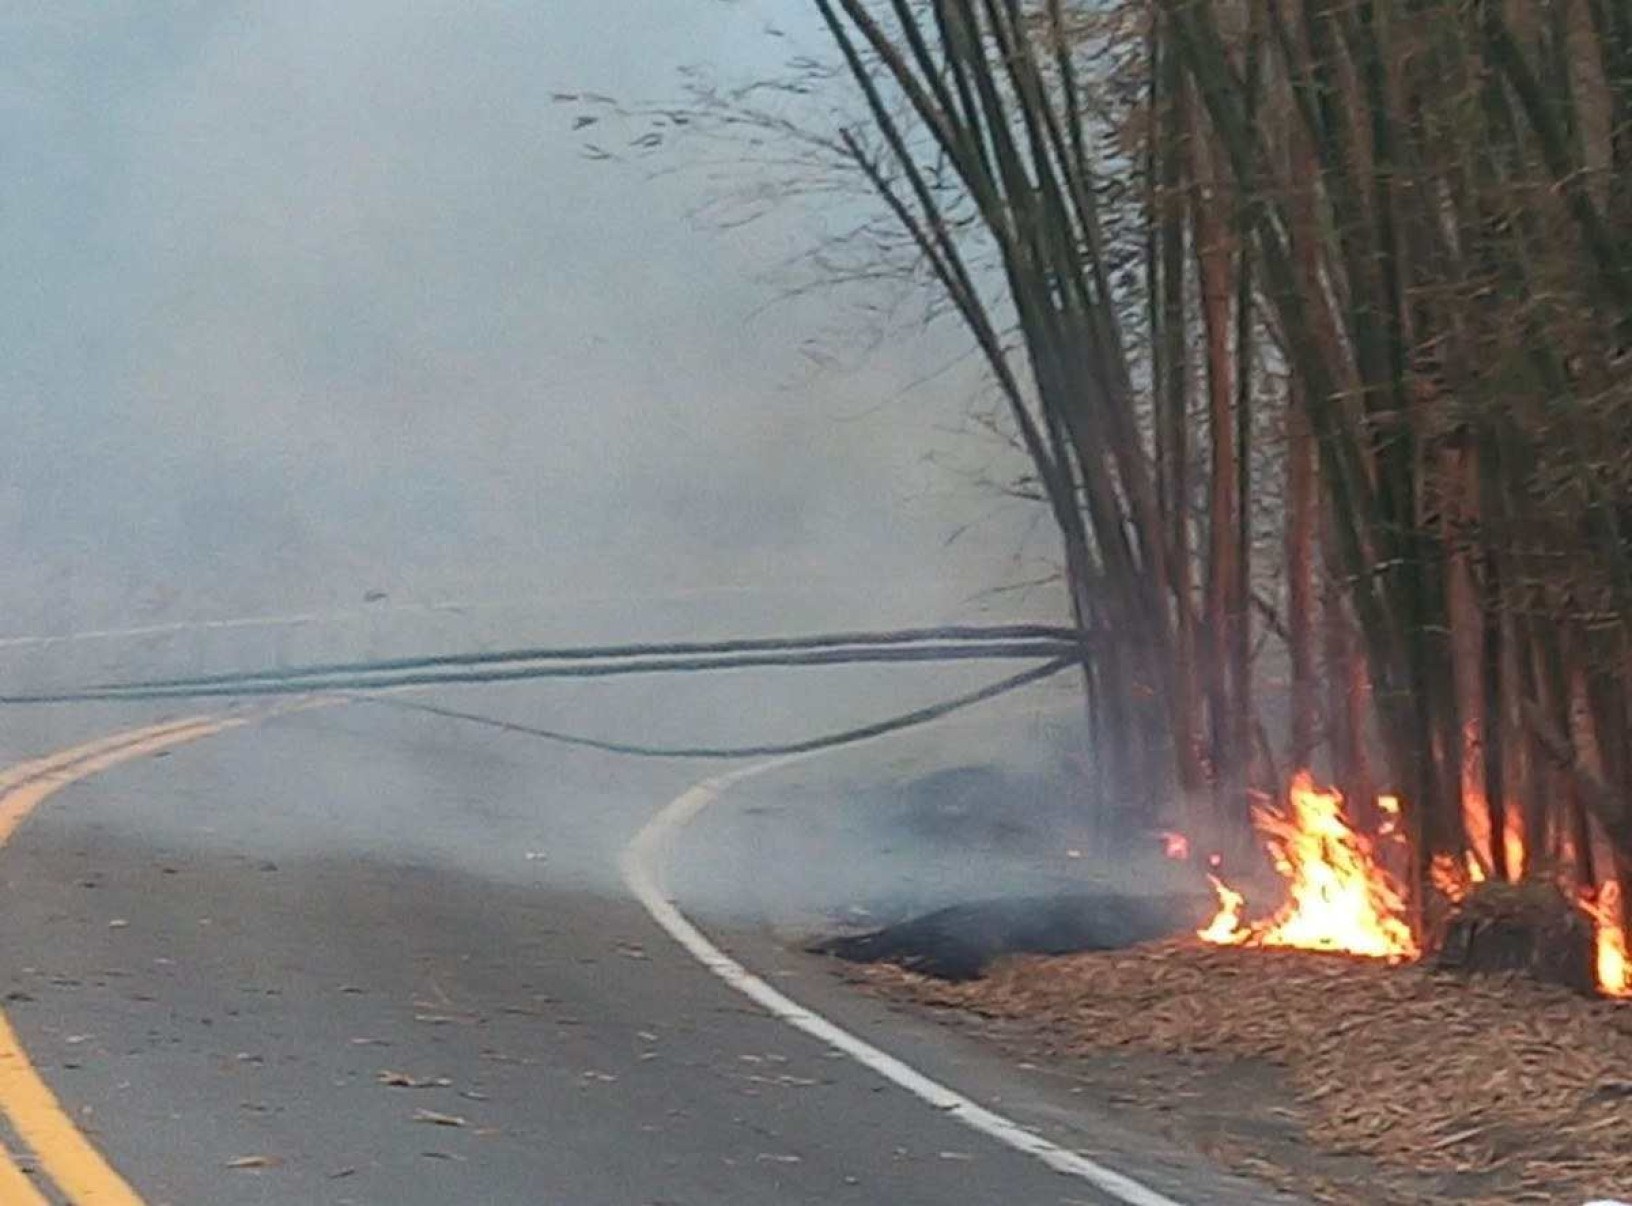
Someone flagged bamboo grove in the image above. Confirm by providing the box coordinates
[806,0,1632,940]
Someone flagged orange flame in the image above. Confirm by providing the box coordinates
[1458,781,1527,881]
[1191,773,1629,998]
[1376,793,1401,839]
[1160,831,1190,861]
[1428,850,1489,905]
[1430,853,1468,903]
[1199,772,1418,961]
[1428,853,1459,901]
[1504,820,1527,881]
[1585,880,1631,999]
[1198,875,1246,944]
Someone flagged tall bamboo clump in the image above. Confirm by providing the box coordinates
[811,0,1632,934]
[1160,0,1632,923]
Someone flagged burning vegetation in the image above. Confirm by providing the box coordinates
[790,0,1632,1040]
[1198,772,1417,961]
[1186,771,1631,1000]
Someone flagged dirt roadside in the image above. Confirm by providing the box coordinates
[840,941,1632,1206]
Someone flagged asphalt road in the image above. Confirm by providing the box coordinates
[0,692,1293,1205]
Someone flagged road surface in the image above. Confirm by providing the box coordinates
[0,690,1293,1205]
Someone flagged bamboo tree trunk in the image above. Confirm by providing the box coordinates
[1233,0,1262,800]
[1155,15,1206,794]
[1474,430,1512,880]
[1192,117,1242,824]
[1286,402,1318,769]
[1445,442,1488,870]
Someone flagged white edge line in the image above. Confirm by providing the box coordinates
[619,751,1188,1206]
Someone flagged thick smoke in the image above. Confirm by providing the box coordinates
[0,3,1142,930]
[2,0,1054,642]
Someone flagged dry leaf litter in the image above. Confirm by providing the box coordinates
[853,939,1632,1204]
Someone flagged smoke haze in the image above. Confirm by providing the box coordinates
[3,0,1056,643]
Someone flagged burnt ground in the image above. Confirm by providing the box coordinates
[783,756,1632,1205]
[808,890,1216,980]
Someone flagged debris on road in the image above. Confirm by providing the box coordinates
[226,1155,280,1170]
[413,1012,476,1026]
[378,1070,451,1089]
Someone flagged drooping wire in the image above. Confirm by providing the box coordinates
[360,655,1077,759]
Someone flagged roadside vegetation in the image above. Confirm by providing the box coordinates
[587,1,1632,1195]
[717,0,1632,987]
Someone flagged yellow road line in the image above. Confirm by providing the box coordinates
[0,719,223,845]
[0,1138,49,1206]
[0,718,208,793]
[0,716,245,1204]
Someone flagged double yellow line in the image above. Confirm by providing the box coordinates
[0,715,245,1204]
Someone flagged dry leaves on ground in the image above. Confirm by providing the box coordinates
[857,940,1632,1204]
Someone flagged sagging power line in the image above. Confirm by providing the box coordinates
[362,655,1077,760]
[0,624,1091,706]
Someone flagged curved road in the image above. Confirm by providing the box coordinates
[0,692,1291,1205]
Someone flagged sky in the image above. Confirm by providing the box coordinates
[1,0,1056,649]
